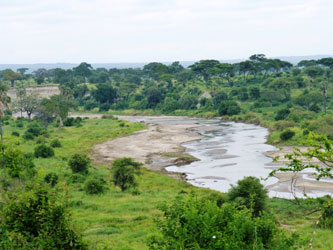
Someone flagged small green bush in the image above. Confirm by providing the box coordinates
[218,101,241,116]
[11,131,20,137]
[44,172,58,187]
[319,205,333,229]
[34,144,55,158]
[69,154,90,174]
[228,176,268,217]
[84,178,106,195]
[23,132,34,140]
[50,139,62,148]
[68,174,86,184]
[280,129,295,141]
[112,158,142,191]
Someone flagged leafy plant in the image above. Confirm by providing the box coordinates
[34,144,55,158]
[69,154,90,174]
[111,157,142,191]
[228,176,268,217]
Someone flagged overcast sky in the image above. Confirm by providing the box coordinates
[0,0,332,63]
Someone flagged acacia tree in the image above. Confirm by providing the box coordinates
[1,69,21,87]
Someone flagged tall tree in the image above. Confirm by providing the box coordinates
[1,69,21,87]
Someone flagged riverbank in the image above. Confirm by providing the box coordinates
[85,114,333,198]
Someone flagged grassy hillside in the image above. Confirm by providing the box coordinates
[1,116,332,249]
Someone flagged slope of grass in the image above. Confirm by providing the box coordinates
[3,116,332,249]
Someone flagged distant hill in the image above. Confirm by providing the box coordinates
[0,55,332,72]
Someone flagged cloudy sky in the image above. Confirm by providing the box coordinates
[0,0,332,63]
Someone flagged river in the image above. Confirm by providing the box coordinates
[118,116,333,199]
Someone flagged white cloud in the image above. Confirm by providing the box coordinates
[0,0,332,63]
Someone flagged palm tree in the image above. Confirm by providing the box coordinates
[0,82,11,141]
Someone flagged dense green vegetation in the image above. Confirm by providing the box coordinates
[0,55,332,249]
[2,54,333,145]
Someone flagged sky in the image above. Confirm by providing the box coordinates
[0,0,332,63]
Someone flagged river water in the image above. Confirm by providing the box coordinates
[122,116,332,199]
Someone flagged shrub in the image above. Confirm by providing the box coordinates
[44,172,58,187]
[101,114,118,120]
[112,158,142,191]
[69,154,90,174]
[26,126,42,137]
[84,178,105,195]
[228,176,268,217]
[319,205,333,229]
[68,173,86,184]
[64,117,75,126]
[280,129,295,141]
[148,196,302,250]
[0,145,35,178]
[273,120,296,131]
[11,131,20,137]
[99,103,111,112]
[218,101,241,116]
[50,139,62,148]
[275,108,290,121]
[34,144,55,158]
[23,132,35,140]
[0,183,87,249]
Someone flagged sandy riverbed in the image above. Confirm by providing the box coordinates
[74,114,332,196]
[90,115,203,178]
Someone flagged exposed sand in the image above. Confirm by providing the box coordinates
[90,115,203,178]
[265,147,332,195]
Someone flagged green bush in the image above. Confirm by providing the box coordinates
[228,176,268,217]
[11,131,20,137]
[148,196,302,250]
[218,101,241,116]
[275,108,290,121]
[0,183,87,249]
[34,144,55,158]
[69,154,90,174]
[68,173,86,184]
[23,132,35,140]
[50,139,62,148]
[0,145,35,178]
[84,178,106,195]
[112,158,142,191]
[319,205,333,229]
[280,129,295,141]
[44,172,58,187]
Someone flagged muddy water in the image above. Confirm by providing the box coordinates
[121,116,332,198]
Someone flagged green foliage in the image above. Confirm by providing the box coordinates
[44,172,59,187]
[149,196,302,250]
[0,144,35,178]
[280,129,296,141]
[50,138,62,148]
[34,144,55,158]
[69,154,90,174]
[11,131,20,137]
[84,177,106,195]
[111,157,142,191]
[0,183,87,249]
[23,131,34,140]
[275,108,290,121]
[218,100,241,116]
[228,176,268,217]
